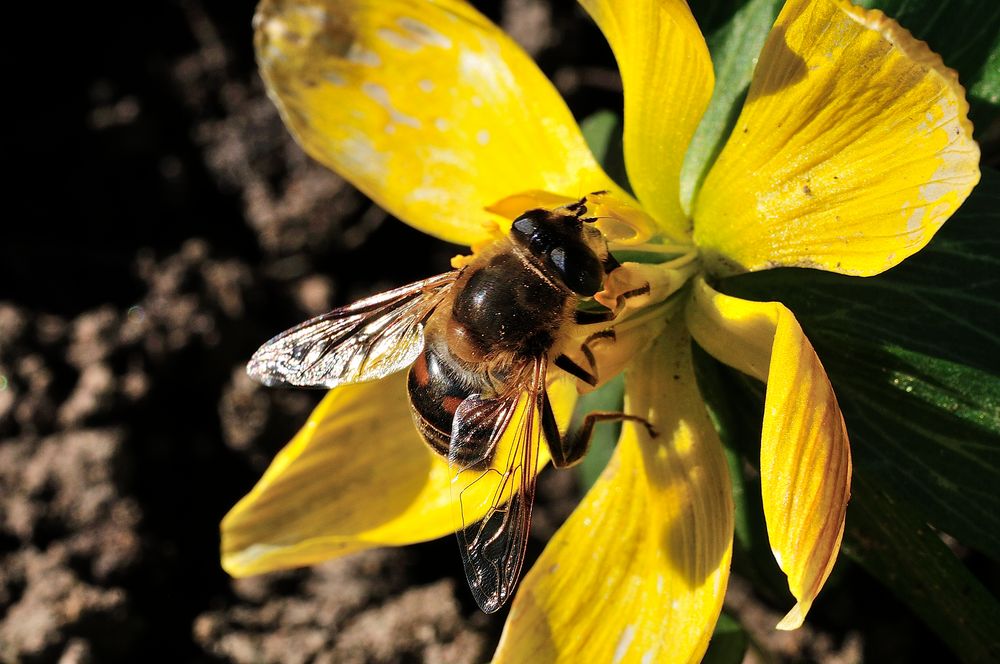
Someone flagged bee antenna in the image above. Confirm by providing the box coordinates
[568,191,612,218]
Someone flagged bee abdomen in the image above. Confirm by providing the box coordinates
[410,405,452,458]
[407,345,496,470]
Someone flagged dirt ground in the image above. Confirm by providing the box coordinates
[0,1,965,662]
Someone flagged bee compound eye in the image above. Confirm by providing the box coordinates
[548,246,603,295]
[512,212,558,257]
[549,245,568,274]
[511,214,539,240]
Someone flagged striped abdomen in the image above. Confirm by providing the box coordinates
[407,340,494,467]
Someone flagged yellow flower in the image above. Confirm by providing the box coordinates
[222,0,980,661]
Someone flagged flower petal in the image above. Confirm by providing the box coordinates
[255,0,623,246]
[495,322,733,663]
[487,190,658,245]
[693,0,980,277]
[221,370,575,576]
[687,277,852,629]
[579,0,715,240]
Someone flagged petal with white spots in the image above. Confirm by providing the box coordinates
[255,0,628,246]
[694,0,980,277]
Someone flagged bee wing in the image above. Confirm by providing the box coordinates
[247,272,457,388]
[448,358,547,613]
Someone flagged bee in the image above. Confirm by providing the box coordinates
[247,195,654,613]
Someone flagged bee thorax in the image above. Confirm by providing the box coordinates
[449,249,570,360]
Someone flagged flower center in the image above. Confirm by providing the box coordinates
[473,190,702,393]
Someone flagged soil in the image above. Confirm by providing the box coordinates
[0,0,965,662]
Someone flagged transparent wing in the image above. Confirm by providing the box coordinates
[449,358,546,613]
[247,272,456,388]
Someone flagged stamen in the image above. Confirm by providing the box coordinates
[591,251,700,316]
[607,241,694,255]
[557,298,678,393]
[608,297,682,334]
[660,251,699,271]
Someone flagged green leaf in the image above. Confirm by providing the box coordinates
[680,0,783,212]
[855,0,1000,137]
[579,110,630,193]
[855,0,1000,74]
[694,346,791,604]
[717,363,1000,661]
[570,373,625,491]
[970,35,1000,107]
[703,613,750,664]
[969,36,1000,150]
[845,473,1000,663]
[722,168,1000,561]
[687,1,754,32]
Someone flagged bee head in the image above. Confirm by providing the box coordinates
[510,209,605,296]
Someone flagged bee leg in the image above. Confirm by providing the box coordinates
[543,394,657,469]
[554,329,616,385]
[619,283,651,301]
[554,353,598,386]
[575,282,651,325]
[574,309,616,325]
[579,329,616,374]
[540,392,565,462]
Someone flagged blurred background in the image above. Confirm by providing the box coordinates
[0,0,991,662]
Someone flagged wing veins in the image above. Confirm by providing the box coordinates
[449,358,548,613]
[247,272,456,388]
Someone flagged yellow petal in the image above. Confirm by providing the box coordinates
[495,321,733,663]
[686,277,852,629]
[694,0,980,277]
[222,372,448,575]
[487,190,657,245]
[580,0,715,241]
[593,258,700,318]
[485,191,579,222]
[222,370,575,576]
[255,0,624,246]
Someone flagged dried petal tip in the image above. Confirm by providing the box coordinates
[694,0,980,277]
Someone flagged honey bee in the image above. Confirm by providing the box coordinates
[247,195,653,613]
